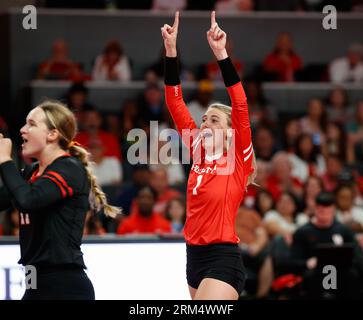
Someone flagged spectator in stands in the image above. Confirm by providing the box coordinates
[118,99,149,182]
[204,38,243,81]
[83,211,107,236]
[66,83,95,128]
[92,40,132,81]
[75,109,122,160]
[37,39,86,81]
[324,121,348,162]
[88,139,122,187]
[149,167,182,215]
[187,80,215,126]
[347,101,363,166]
[289,133,326,183]
[235,206,273,298]
[254,189,275,218]
[299,176,324,224]
[151,139,186,186]
[346,100,363,143]
[282,118,302,153]
[152,0,187,11]
[290,191,363,299]
[253,126,279,161]
[264,191,300,242]
[215,0,255,12]
[329,43,363,83]
[335,184,363,233]
[299,98,327,142]
[164,198,186,233]
[104,112,122,142]
[117,187,171,235]
[244,79,277,130]
[266,152,304,200]
[145,47,194,83]
[1,207,20,236]
[138,83,172,128]
[120,99,144,137]
[243,160,271,208]
[320,154,344,192]
[325,87,353,124]
[116,164,151,216]
[262,32,303,82]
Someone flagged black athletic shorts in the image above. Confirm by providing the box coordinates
[22,264,95,300]
[186,243,246,295]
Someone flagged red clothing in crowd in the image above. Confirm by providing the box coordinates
[117,210,171,235]
[263,52,302,82]
[206,59,243,81]
[266,174,303,201]
[75,131,122,160]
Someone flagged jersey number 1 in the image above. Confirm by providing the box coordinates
[192,175,203,195]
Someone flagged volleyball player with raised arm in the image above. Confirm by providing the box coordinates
[161,11,256,300]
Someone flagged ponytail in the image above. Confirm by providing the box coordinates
[38,100,121,218]
[68,144,122,218]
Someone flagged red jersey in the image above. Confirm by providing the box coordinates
[165,82,253,245]
[117,210,171,235]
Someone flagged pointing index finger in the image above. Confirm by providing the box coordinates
[211,10,216,26]
[173,11,179,29]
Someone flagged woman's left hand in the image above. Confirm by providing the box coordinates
[207,11,228,61]
[0,133,13,164]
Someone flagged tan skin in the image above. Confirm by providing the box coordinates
[161,11,239,300]
[0,107,66,176]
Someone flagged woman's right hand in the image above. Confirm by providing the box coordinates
[161,11,179,57]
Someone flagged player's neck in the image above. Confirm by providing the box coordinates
[38,146,68,175]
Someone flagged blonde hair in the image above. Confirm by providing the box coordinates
[38,100,121,218]
[208,103,257,186]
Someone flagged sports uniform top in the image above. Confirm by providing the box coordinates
[164,56,254,245]
[0,155,90,267]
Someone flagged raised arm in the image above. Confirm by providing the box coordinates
[207,12,253,174]
[161,12,197,139]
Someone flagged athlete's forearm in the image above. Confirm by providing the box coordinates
[164,57,197,135]
[164,56,180,86]
[0,160,62,212]
[217,56,240,88]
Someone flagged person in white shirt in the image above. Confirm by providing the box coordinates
[335,184,363,233]
[92,40,131,81]
[329,43,363,83]
[264,192,300,244]
[88,139,122,186]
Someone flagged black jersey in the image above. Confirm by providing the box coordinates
[0,155,90,268]
[290,220,360,272]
